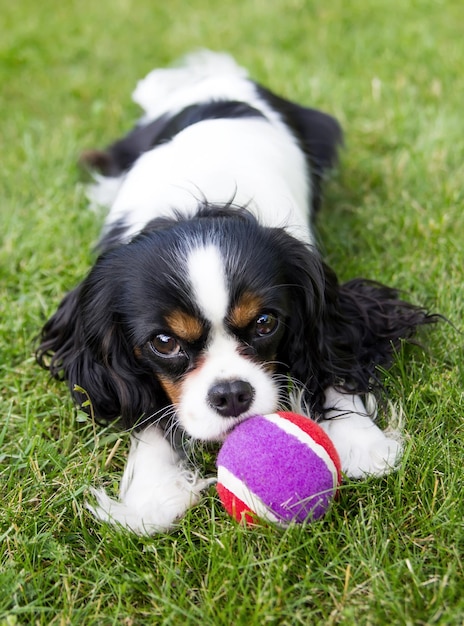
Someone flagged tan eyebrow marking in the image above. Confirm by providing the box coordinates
[165,310,204,342]
[158,376,182,406]
[228,292,263,329]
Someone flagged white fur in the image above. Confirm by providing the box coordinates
[88,174,124,213]
[133,50,280,128]
[99,118,312,245]
[187,244,229,327]
[93,51,313,246]
[319,387,403,478]
[87,426,214,534]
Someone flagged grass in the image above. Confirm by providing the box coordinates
[1,0,463,623]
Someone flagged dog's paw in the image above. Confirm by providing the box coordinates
[86,426,216,535]
[320,387,404,479]
[86,473,215,535]
[337,432,403,479]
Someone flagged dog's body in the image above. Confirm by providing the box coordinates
[38,52,432,533]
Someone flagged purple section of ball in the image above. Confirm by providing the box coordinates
[217,416,335,522]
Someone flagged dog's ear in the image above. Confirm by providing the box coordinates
[271,232,329,409]
[36,266,168,428]
[321,278,435,393]
[273,232,434,413]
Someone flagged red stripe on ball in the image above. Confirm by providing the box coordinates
[216,483,257,524]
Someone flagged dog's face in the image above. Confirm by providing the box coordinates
[135,237,286,439]
[39,208,327,439]
[112,211,305,440]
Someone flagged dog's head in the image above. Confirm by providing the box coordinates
[38,204,429,440]
[37,206,333,439]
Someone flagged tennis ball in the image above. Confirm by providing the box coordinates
[216,411,341,525]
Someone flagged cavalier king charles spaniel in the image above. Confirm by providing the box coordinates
[37,51,434,534]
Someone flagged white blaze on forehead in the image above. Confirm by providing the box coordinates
[179,242,280,441]
[187,243,229,325]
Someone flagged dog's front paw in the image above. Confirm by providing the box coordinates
[320,388,404,479]
[86,426,215,535]
[319,410,403,479]
[337,432,403,479]
[87,473,214,535]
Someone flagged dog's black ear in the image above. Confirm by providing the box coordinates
[321,278,436,393]
[274,233,435,413]
[272,232,330,409]
[36,267,168,428]
[36,284,86,381]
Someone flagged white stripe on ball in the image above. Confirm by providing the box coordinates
[264,413,339,489]
[217,465,281,523]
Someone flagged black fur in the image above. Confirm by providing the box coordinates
[255,84,343,212]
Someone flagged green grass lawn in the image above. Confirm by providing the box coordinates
[1,0,463,623]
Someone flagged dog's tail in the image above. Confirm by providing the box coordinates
[133,50,248,117]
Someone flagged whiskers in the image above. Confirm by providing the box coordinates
[119,364,319,467]
[270,370,317,418]
[131,404,174,431]
[130,404,182,447]
[128,403,213,467]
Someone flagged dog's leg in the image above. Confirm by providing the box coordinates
[87,426,213,534]
[319,387,403,478]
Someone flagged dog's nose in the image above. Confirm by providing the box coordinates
[207,380,254,417]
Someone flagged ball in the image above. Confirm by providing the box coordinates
[216,411,341,525]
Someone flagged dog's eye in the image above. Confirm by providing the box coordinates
[254,312,279,337]
[149,334,182,357]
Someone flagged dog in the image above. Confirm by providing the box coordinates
[37,51,433,534]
